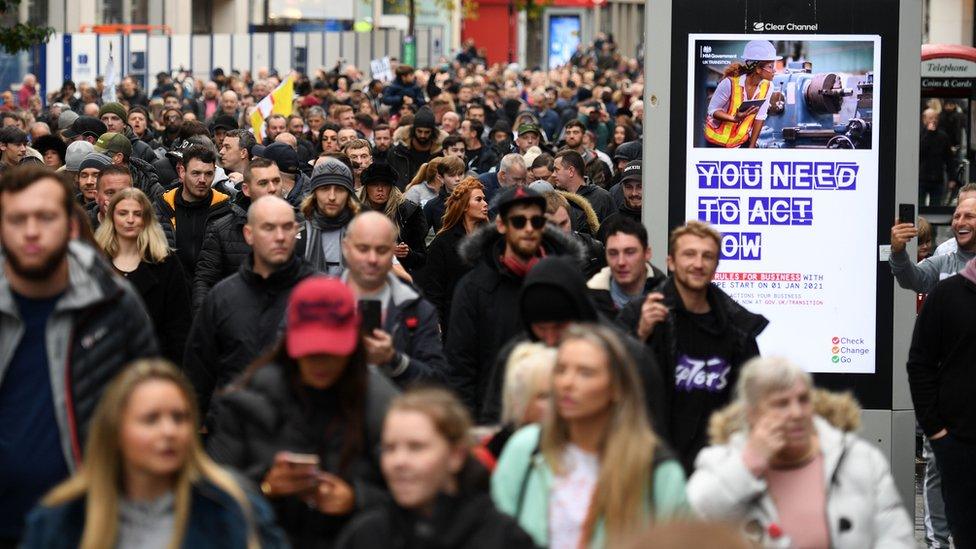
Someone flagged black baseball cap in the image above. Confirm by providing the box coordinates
[496,186,546,218]
[210,114,239,132]
[620,159,642,183]
[62,116,108,140]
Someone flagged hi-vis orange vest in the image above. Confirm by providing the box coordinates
[704,77,771,148]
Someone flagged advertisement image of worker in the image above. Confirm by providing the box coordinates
[703,40,780,149]
[692,38,876,150]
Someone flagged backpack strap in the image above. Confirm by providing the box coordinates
[514,438,541,519]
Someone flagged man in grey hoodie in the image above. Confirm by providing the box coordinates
[890,197,976,293]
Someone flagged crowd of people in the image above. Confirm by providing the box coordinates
[0,32,964,549]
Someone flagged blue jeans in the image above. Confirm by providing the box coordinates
[930,433,976,548]
[922,436,951,548]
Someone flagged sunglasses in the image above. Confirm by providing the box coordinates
[507,214,546,230]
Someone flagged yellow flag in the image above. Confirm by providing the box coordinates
[250,76,294,139]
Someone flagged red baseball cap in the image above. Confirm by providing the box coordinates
[286,277,360,358]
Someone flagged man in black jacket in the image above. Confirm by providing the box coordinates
[341,212,446,386]
[598,159,642,242]
[618,221,767,472]
[446,186,585,417]
[154,145,232,279]
[907,258,976,545]
[192,157,284,312]
[388,107,437,189]
[0,165,158,544]
[552,149,615,223]
[587,216,666,318]
[93,131,165,202]
[184,195,314,418]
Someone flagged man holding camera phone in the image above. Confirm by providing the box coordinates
[340,211,446,385]
[890,197,976,293]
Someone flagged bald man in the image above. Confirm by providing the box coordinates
[341,211,447,385]
[184,195,315,418]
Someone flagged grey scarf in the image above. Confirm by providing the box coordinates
[304,209,351,272]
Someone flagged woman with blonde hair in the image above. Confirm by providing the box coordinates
[492,324,688,548]
[687,356,914,548]
[21,360,286,549]
[337,387,535,548]
[403,155,465,210]
[418,176,488,335]
[477,342,556,469]
[94,187,190,364]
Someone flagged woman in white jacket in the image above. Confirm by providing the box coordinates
[687,356,915,549]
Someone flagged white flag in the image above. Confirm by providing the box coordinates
[102,43,117,103]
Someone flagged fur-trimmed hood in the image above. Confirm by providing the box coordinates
[707,389,862,445]
[456,222,588,269]
[560,190,600,235]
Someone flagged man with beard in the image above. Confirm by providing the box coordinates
[618,221,767,471]
[192,156,284,312]
[0,165,157,545]
[445,186,585,417]
[372,124,392,163]
[184,195,314,420]
[598,159,642,242]
[389,107,437,189]
[154,107,184,150]
[890,197,976,293]
[154,146,232,279]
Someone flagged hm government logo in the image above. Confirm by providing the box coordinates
[752,21,819,32]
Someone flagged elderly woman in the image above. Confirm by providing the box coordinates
[687,357,914,548]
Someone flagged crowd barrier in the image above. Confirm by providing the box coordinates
[35,27,446,102]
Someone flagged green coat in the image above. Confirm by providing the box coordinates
[491,424,690,548]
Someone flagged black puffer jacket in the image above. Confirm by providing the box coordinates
[191,195,251,312]
[392,199,428,273]
[124,126,158,164]
[207,362,398,549]
[129,156,165,202]
[417,222,473,337]
[337,491,535,549]
[444,224,585,418]
[0,242,159,468]
[119,253,191,365]
[183,254,316,417]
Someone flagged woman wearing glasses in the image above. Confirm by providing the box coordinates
[703,40,780,149]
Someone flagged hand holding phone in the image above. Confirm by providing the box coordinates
[358,300,382,335]
[263,452,320,498]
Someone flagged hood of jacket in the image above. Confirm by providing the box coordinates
[587,262,665,292]
[456,222,588,270]
[519,256,599,335]
[160,186,231,218]
[707,389,862,445]
[560,190,600,234]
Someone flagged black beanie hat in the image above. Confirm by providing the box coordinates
[521,284,580,324]
[413,107,436,129]
[361,162,399,186]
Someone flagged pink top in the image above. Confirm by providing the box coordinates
[764,453,830,549]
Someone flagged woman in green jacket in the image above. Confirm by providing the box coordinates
[491,324,688,548]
